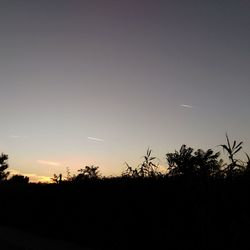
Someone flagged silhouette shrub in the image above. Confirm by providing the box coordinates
[166,145,223,178]
[73,165,101,182]
[122,148,160,178]
[8,174,29,184]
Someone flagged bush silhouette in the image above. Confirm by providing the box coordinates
[74,165,101,181]
[166,145,223,178]
[8,174,29,184]
[193,149,223,178]
[166,145,196,177]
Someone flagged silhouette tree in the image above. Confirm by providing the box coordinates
[166,145,195,177]
[8,174,29,184]
[194,149,223,178]
[0,153,9,181]
[75,165,101,181]
[166,145,223,178]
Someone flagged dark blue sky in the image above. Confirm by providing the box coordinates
[0,0,249,181]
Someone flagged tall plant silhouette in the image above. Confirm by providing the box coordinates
[138,148,159,177]
[123,148,159,178]
[65,167,72,182]
[220,134,244,176]
[51,173,63,184]
[122,162,139,178]
[0,153,9,181]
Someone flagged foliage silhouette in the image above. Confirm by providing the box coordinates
[220,134,244,177]
[51,173,62,184]
[65,167,73,182]
[138,148,159,177]
[0,136,250,250]
[246,153,250,169]
[166,145,223,178]
[122,148,160,178]
[122,162,139,178]
[0,153,9,181]
[193,148,223,178]
[8,174,29,184]
[242,153,250,177]
[166,145,195,177]
[74,165,101,182]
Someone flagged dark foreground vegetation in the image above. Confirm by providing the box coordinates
[1,135,250,249]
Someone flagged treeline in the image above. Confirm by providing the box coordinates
[49,134,250,182]
[0,135,250,249]
[1,134,250,184]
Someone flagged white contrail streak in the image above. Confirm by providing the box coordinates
[87,137,104,142]
[180,104,193,108]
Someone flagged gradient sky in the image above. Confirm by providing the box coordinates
[0,0,249,181]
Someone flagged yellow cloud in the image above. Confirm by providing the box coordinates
[157,165,167,174]
[9,169,52,183]
[27,174,52,183]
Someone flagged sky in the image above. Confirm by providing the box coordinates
[0,0,249,181]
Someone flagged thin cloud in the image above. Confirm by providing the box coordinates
[37,160,61,166]
[87,136,104,142]
[180,104,193,108]
[10,135,25,139]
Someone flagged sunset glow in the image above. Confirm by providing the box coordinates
[0,0,249,180]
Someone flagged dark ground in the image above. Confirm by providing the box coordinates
[0,177,250,250]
